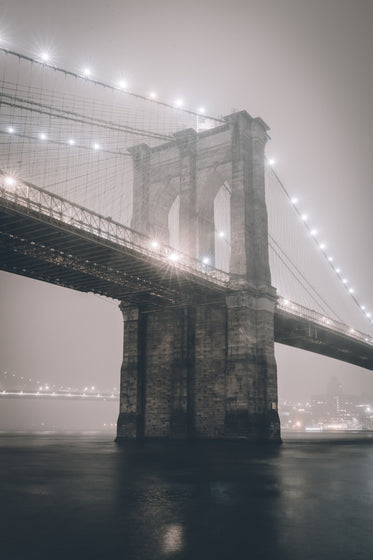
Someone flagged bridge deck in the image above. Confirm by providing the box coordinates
[275,308,373,370]
[0,187,228,306]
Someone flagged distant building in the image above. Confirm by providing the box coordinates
[279,376,373,431]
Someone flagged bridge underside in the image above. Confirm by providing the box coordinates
[275,310,373,370]
[0,199,226,307]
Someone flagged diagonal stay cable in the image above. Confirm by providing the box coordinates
[269,233,343,322]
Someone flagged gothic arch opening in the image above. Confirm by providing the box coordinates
[145,176,180,245]
[196,170,230,267]
[214,182,231,272]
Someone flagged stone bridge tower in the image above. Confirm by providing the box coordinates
[116,110,281,442]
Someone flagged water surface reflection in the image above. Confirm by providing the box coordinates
[1,434,373,559]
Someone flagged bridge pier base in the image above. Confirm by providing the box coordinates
[116,305,142,439]
[116,289,281,443]
[224,287,281,442]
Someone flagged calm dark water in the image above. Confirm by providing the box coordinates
[1,433,373,560]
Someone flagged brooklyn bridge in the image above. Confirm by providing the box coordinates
[1,48,372,442]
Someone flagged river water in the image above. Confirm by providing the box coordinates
[1,432,373,560]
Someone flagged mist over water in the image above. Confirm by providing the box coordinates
[0,399,118,432]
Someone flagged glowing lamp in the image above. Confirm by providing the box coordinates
[4,176,16,187]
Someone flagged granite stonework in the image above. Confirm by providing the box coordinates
[116,111,281,442]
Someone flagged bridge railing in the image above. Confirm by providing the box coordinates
[0,176,230,287]
[277,297,373,346]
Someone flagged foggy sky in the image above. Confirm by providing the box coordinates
[1,0,373,411]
